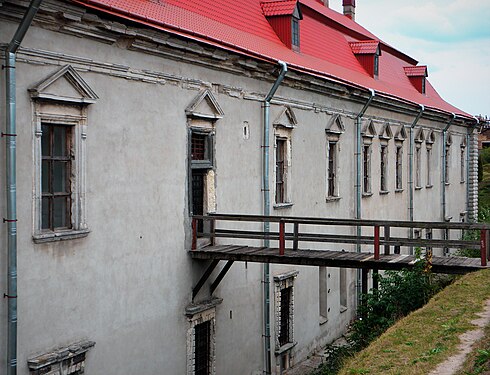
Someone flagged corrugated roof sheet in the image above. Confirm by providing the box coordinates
[404,66,428,77]
[72,0,470,118]
[261,0,298,17]
[349,41,379,55]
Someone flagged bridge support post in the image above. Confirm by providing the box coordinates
[279,220,285,255]
[481,229,488,267]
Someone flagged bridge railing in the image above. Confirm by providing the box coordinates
[191,214,490,266]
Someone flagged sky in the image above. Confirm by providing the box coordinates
[329,0,490,118]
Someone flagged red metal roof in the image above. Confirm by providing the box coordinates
[71,0,471,118]
[404,66,428,77]
[349,41,379,55]
[261,0,298,17]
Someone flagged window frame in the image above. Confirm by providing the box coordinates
[362,143,372,195]
[415,144,422,189]
[291,17,300,49]
[326,140,339,199]
[380,143,388,193]
[395,145,403,191]
[274,271,298,355]
[32,107,89,243]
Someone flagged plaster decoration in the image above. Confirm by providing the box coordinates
[273,106,298,129]
[325,114,345,135]
[378,123,393,140]
[186,89,224,120]
[361,119,376,138]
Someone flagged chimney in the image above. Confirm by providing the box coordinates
[343,0,355,21]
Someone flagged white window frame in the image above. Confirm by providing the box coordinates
[274,271,298,355]
[426,132,435,188]
[395,144,403,191]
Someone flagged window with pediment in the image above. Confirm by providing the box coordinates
[325,114,344,200]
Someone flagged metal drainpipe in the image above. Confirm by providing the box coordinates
[262,60,287,375]
[355,89,374,310]
[442,113,456,222]
[4,1,43,374]
[408,105,424,254]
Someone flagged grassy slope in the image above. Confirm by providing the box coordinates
[339,270,490,375]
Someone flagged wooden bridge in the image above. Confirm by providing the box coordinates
[189,214,490,298]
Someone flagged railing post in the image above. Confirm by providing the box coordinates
[210,218,216,246]
[192,218,197,250]
[374,225,380,260]
[293,222,299,251]
[384,225,390,255]
[481,229,487,267]
[279,220,285,256]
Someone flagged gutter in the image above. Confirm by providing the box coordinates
[408,104,424,254]
[262,60,287,375]
[354,88,374,309]
[4,2,43,374]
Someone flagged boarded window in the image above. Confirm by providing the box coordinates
[41,124,72,230]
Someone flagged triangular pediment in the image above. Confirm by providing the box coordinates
[378,123,393,140]
[29,65,98,104]
[361,119,376,138]
[273,106,297,129]
[325,114,345,134]
[186,89,224,120]
[415,128,425,143]
[395,125,407,141]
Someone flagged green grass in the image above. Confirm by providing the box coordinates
[338,270,490,375]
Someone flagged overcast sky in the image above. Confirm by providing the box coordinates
[329,0,490,117]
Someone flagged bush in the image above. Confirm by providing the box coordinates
[313,255,452,375]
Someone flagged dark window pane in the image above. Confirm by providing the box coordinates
[53,196,71,229]
[42,160,50,193]
[41,197,50,230]
[53,161,69,193]
[53,126,67,156]
[194,321,210,375]
[41,125,50,156]
[279,287,291,346]
[192,134,207,160]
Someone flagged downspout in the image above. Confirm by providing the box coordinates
[442,113,456,222]
[355,89,374,309]
[408,104,424,254]
[262,60,287,375]
[4,1,43,374]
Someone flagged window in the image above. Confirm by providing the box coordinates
[380,145,388,192]
[339,268,347,312]
[445,144,450,184]
[274,271,297,354]
[415,145,422,188]
[327,141,337,197]
[41,124,72,231]
[279,287,292,346]
[460,140,466,183]
[30,65,96,243]
[395,146,403,190]
[319,267,329,322]
[292,18,300,48]
[426,131,435,187]
[374,52,379,77]
[362,144,371,194]
[425,229,432,253]
[185,298,220,375]
[275,138,287,204]
[421,77,426,95]
[194,321,211,375]
[273,107,296,208]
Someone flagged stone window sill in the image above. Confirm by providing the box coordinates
[33,228,90,244]
[395,188,404,193]
[362,192,373,198]
[274,202,294,210]
[319,316,328,326]
[445,182,450,186]
[379,190,389,195]
[326,196,341,202]
[275,341,297,355]
[415,186,422,190]
[340,305,348,313]
[426,185,433,189]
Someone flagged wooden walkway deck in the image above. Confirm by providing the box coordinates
[190,244,487,274]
